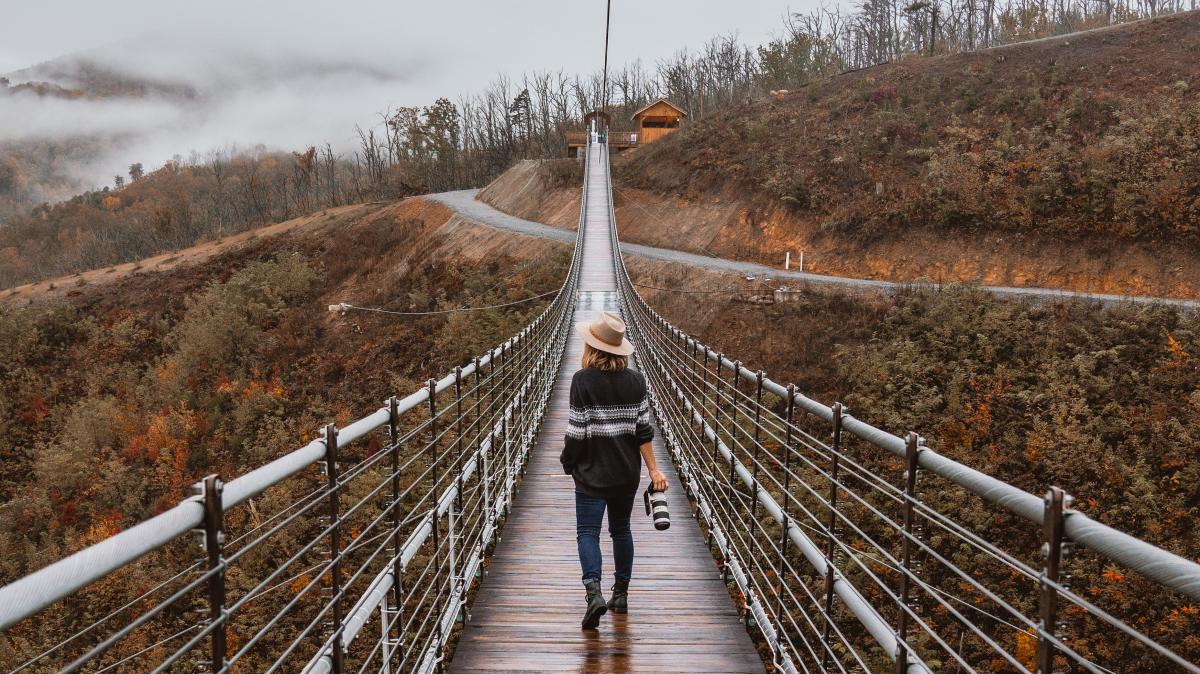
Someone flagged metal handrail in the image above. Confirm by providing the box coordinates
[0,143,596,674]
[303,140,597,674]
[602,139,1200,671]
[0,274,575,630]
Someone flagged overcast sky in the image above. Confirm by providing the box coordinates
[1,1,814,193]
[1,0,808,96]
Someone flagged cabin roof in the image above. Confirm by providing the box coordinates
[631,98,688,119]
[583,110,612,123]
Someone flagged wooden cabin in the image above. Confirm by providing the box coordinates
[631,99,687,144]
[565,100,687,157]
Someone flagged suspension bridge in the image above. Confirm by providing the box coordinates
[1,136,1199,673]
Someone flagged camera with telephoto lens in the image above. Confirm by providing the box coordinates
[644,486,670,530]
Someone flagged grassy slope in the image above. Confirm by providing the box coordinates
[600,11,1200,298]
[619,11,1200,243]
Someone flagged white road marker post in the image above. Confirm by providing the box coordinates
[785,252,790,270]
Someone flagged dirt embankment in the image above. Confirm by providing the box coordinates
[480,158,1200,299]
[479,160,583,228]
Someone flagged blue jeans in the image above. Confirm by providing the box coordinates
[575,490,636,584]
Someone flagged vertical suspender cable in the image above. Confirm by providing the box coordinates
[602,0,612,117]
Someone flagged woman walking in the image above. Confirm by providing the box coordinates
[560,311,668,629]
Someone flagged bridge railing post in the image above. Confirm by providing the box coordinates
[775,385,797,625]
[427,378,441,542]
[386,396,404,667]
[688,339,699,421]
[821,402,844,667]
[512,336,525,476]
[323,423,346,674]
[450,367,464,611]
[473,357,488,523]
[426,378,446,671]
[485,347,498,458]
[1037,487,1070,674]
[750,371,764,522]
[728,359,742,486]
[500,343,512,511]
[702,348,711,416]
[894,431,921,674]
[379,592,391,674]
[501,415,511,515]
[482,437,492,531]
[197,474,227,674]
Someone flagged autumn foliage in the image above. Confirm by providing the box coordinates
[0,207,568,669]
[634,268,1200,666]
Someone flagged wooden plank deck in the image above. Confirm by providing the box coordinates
[449,145,764,673]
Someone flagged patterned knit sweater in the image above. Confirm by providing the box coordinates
[560,367,655,497]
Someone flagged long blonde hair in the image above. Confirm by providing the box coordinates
[582,343,628,372]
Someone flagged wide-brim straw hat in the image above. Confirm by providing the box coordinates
[576,311,635,356]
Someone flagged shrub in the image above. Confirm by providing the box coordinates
[170,255,318,384]
[539,158,583,189]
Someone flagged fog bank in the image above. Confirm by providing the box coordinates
[0,0,793,197]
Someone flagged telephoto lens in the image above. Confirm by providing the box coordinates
[644,487,670,530]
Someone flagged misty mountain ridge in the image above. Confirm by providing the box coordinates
[0,31,430,220]
[6,58,198,102]
[5,29,419,99]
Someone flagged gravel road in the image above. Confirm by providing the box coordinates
[429,189,1200,309]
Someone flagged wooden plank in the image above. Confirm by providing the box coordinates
[448,145,764,674]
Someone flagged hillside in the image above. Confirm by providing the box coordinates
[0,195,570,668]
[0,194,567,559]
[484,11,1200,299]
[0,149,420,290]
[622,256,1200,663]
